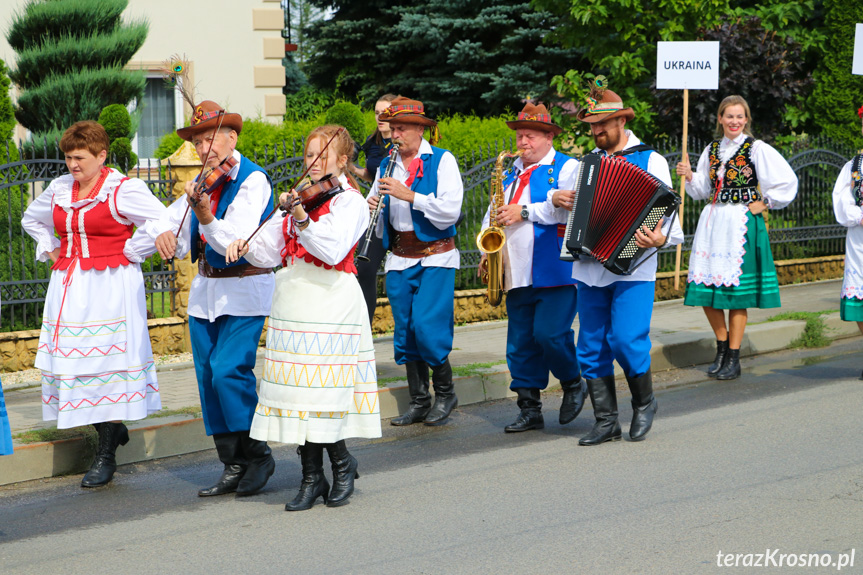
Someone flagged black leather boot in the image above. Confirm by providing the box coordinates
[578,376,622,446]
[198,432,247,497]
[715,348,741,380]
[504,388,544,432]
[81,422,130,488]
[236,431,275,496]
[627,371,658,441]
[285,443,329,511]
[707,340,729,377]
[391,361,431,426]
[326,440,360,507]
[425,359,458,426]
[559,376,587,424]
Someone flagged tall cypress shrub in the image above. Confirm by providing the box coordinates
[6,0,148,156]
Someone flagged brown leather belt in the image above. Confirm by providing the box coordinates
[391,231,456,258]
[196,240,273,278]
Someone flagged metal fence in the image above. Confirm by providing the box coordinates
[0,144,175,332]
[1,136,855,331]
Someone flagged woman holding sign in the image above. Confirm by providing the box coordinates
[676,95,797,380]
[831,105,863,377]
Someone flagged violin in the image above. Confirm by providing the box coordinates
[280,174,344,215]
[194,155,239,196]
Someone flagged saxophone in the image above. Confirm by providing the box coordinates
[476,149,521,307]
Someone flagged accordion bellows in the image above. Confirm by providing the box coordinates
[560,154,680,275]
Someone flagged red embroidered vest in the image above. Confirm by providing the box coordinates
[52,182,133,271]
[281,192,359,274]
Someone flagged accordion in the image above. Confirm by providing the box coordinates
[560,153,680,275]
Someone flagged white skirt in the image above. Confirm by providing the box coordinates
[687,202,750,287]
[250,259,382,445]
[37,263,161,429]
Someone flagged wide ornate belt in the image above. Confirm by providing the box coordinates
[391,231,456,258]
[717,187,762,205]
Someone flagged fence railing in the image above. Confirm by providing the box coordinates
[0,136,854,330]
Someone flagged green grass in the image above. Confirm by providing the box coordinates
[375,360,508,387]
[146,293,174,319]
[13,426,96,445]
[149,406,202,418]
[765,310,835,348]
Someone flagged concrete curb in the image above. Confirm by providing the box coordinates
[1,312,858,486]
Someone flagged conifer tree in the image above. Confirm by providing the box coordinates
[6,0,148,153]
[304,0,583,115]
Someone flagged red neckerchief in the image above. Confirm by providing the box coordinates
[199,181,227,243]
[508,164,539,205]
[404,157,424,187]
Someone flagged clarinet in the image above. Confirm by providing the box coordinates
[357,143,400,261]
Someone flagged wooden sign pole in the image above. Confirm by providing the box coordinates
[673,88,689,291]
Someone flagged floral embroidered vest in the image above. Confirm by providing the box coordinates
[708,137,761,204]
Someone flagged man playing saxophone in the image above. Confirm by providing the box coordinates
[478,103,584,433]
[366,97,464,427]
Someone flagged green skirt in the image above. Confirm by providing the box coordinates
[684,212,781,310]
[840,297,863,322]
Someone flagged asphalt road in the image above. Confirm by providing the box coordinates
[1,340,862,574]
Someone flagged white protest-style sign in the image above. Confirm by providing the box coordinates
[656,41,720,90]
[853,23,863,75]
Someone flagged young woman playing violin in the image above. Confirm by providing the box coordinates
[227,125,382,511]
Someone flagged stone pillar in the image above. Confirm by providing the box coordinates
[163,141,201,320]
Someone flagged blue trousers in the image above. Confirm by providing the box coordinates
[189,314,266,436]
[576,281,654,380]
[385,265,455,367]
[506,285,579,390]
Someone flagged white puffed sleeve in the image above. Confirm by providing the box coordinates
[751,140,798,210]
[119,179,171,263]
[833,160,863,228]
[21,183,60,262]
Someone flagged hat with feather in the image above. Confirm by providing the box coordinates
[577,76,635,124]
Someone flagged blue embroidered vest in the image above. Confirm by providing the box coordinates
[502,150,575,288]
[190,154,274,268]
[379,146,457,250]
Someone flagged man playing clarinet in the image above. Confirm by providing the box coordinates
[367,97,464,427]
[552,80,683,445]
[155,100,277,496]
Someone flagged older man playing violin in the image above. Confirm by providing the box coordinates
[155,100,277,498]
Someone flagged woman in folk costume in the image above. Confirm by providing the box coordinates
[227,125,381,510]
[831,105,863,377]
[21,121,166,486]
[676,95,797,380]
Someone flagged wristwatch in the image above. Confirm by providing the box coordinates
[520,205,529,221]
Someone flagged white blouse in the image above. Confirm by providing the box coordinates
[21,169,169,264]
[243,176,370,269]
[685,134,798,209]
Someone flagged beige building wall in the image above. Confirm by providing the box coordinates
[0,0,287,130]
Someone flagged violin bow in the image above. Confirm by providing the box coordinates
[243,126,346,247]
[174,110,227,240]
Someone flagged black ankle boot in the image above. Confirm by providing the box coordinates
[236,431,275,496]
[626,371,657,441]
[326,440,360,507]
[391,361,431,426]
[286,443,329,511]
[559,376,586,424]
[198,432,247,497]
[81,422,130,488]
[707,340,729,377]
[715,348,741,380]
[425,359,458,426]
[504,388,544,432]
[578,376,622,446]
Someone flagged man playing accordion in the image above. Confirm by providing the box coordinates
[551,81,683,446]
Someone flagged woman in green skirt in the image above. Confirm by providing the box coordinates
[676,96,798,380]
[832,105,863,377]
